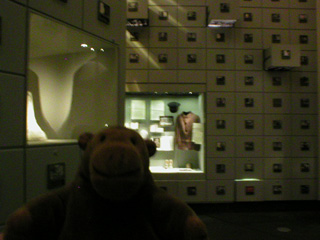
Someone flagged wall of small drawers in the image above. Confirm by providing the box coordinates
[126,0,318,202]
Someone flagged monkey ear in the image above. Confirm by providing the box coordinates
[78,132,94,150]
[145,140,157,157]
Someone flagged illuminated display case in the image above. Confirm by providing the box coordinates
[27,13,119,145]
[125,92,205,179]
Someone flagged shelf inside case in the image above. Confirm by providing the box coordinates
[125,92,205,175]
[27,13,119,145]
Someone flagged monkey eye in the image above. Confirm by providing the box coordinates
[100,135,106,142]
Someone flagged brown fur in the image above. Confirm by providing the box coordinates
[4,126,208,240]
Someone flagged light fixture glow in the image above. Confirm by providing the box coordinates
[81,43,88,48]
[100,48,105,52]
[90,47,95,51]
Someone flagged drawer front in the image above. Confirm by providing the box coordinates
[0,149,24,224]
[26,145,80,201]
[83,0,124,43]
[0,73,25,147]
[0,0,26,74]
[29,0,83,28]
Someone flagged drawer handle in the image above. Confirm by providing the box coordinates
[59,0,68,3]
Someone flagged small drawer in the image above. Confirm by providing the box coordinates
[207,114,236,136]
[235,93,263,114]
[235,158,264,179]
[207,0,239,20]
[263,115,292,136]
[291,72,317,93]
[207,49,235,70]
[235,180,264,202]
[264,136,292,157]
[235,50,263,71]
[291,114,317,136]
[126,70,148,83]
[235,71,263,92]
[291,93,317,114]
[178,49,206,70]
[177,6,206,27]
[207,71,236,92]
[126,28,150,48]
[149,6,178,27]
[83,0,123,43]
[264,158,291,179]
[26,145,80,201]
[207,28,235,49]
[263,93,291,114]
[263,71,291,93]
[289,9,316,30]
[206,158,236,180]
[236,114,263,136]
[207,136,235,158]
[290,179,317,201]
[262,8,289,29]
[0,149,24,224]
[149,70,177,83]
[291,136,317,158]
[237,8,263,28]
[289,30,317,51]
[29,0,82,28]
[291,158,316,179]
[0,73,25,147]
[235,29,263,49]
[207,92,235,114]
[235,137,264,158]
[263,180,292,201]
[126,48,149,69]
[178,70,206,83]
[149,27,178,48]
[177,181,207,203]
[148,48,178,70]
[262,29,290,48]
[178,27,206,48]
[0,0,26,74]
[294,51,317,72]
[155,180,179,197]
[207,180,235,202]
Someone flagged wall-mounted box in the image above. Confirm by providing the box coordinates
[263,44,301,70]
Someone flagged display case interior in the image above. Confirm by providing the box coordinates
[125,92,205,174]
[27,13,119,146]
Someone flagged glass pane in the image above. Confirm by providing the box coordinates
[27,13,119,145]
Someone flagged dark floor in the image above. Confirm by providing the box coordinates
[190,201,320,240]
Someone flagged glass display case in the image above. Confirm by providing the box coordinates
[27,13,119,145]
[125,92,205,178]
